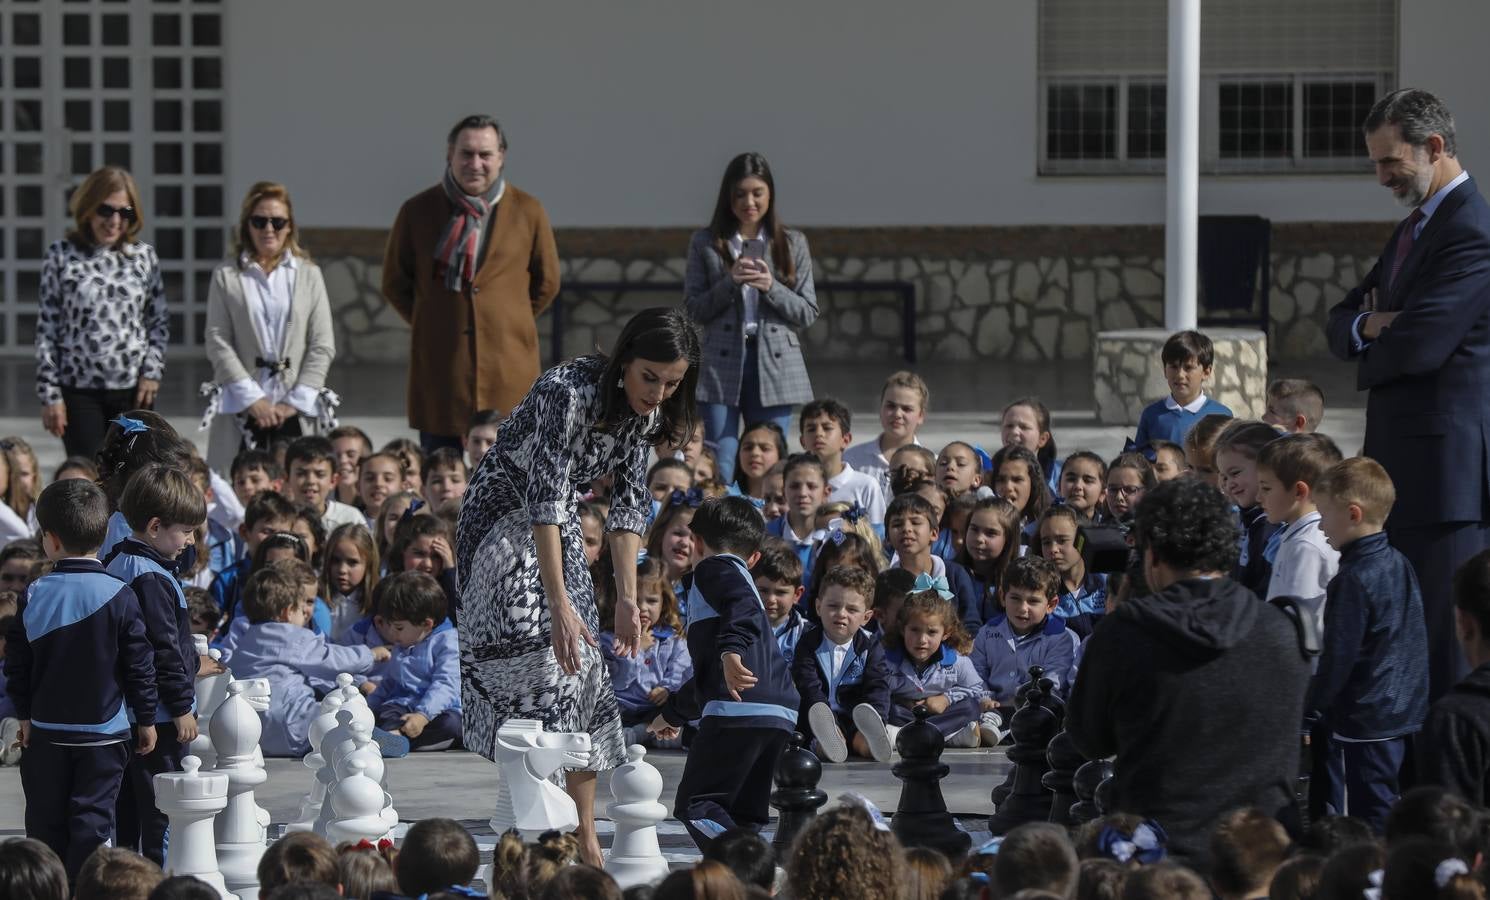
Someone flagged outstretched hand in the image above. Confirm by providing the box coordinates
[610,598,642,658]
[721,652,756,701]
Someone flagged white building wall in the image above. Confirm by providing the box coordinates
[225,0,1490,230]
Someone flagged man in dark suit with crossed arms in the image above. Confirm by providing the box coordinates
[1328,89,1490,702]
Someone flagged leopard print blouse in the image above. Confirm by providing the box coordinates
[36,238,169,405]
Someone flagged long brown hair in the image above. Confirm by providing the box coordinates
[233,181,309,268]
[596,307,701,446]
[888,589,973,655]
[68,166,144,249]
[708,152,797,284]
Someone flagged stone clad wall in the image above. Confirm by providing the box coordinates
[305,223,1389,367]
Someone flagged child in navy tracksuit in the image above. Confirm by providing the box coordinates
[364,572,463,751]
[883,589,984,747]
[1307,458,1429,831]
[970,556,1079,743]
[223,564,391,757]
[4,479,159,880]
[650,497,800,852]
[792,565,895,764]
[104,466,206,866]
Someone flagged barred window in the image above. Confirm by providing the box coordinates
[1038,0,1398,175]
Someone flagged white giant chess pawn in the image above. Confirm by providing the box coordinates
[313,709,362,836]
[240,678,273,840]
[154,756,235,900]
[335,675,376,734]
[191,642,232,769]
[325,759,396,845]
[287,693,345,833]
[211,681,268,900]
[604,745,671,888]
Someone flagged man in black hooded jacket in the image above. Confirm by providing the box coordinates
[1067,478,1312,867]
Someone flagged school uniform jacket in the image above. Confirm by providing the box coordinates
[601,626,694,713]
[225,621,375,756]
[885,645,984,707]
[104,538,198,723]
[791,624,893,721]
[772,607,809,666]
[660,555,800,731]
[367,618,461,720]
[971,612,1080,704]
[4,559,158,738]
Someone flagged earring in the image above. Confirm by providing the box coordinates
[616,377,624,389]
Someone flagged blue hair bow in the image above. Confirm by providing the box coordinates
[912,572,953,601]
[668,488,704,508]
[1096,819,1168,865]
[399,498,426,524]
[111,415,149,435]
[636,549,650,566]
[842,502,867,524]
[1122,437,1158,463]
[971,444,994,471]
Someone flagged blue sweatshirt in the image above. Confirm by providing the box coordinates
[224,620,375,756]
[104,538,198,723]
[971,612,1080,704]
[885,645,984,706]
[4,558,158,738]
[772,607,809,666]
[367,619,461,720]
[210,556,251,633]
[601,626,693,714]
[1134,395,1234,447]
[661,554,800,730]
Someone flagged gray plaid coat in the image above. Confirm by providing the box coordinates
[683,227,818,407]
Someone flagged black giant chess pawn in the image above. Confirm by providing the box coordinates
[770,731,827,854]
[1042,729,1084,826]
[988,676,1063,835]
[891,706,971,857]
[991,666,1065,809]
[1069,757,1114,824]
[1095,770,1115,816]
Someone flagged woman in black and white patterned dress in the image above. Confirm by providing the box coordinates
[36,166,168,459]
[457,306,700,865]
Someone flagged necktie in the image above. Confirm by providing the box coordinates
[1386,207,1425,292]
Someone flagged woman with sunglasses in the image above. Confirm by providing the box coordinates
[202,182,337,471]
[37,166,169,459]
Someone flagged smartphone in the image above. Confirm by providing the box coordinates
[741,238,767,261]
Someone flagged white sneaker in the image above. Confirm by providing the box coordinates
[886,724,902,753]
[947,720,981,749]
[808,702,848,763]
[0,718,21,766]
[853,704,893,763]
[979,711,1007,746]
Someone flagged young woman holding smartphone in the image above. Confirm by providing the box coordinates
[684,152,818,484]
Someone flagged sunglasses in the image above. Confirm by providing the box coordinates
[95,203,137,223]
[249,215,289,232]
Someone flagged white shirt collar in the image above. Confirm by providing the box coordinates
[240,250,296,277]
[1164,393,1209,414]
[1417,170,1471,234]
[1278,510,1323,542]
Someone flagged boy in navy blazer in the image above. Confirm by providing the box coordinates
[4,479,158,879]
[650,496,800,852]
[104,465,206,866]
[791,565,895,764]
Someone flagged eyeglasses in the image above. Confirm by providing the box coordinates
[95,203,137,224]
[249,215,289,232]
[1107,484,1145,497]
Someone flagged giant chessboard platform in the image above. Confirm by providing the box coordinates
[0,747,1007,868]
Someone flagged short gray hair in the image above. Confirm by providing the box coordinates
[1364,88,1456,156]
[446,114,507,152]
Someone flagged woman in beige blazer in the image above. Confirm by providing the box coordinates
[202,181,336,472]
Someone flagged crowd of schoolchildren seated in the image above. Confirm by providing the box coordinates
[12,329,1490,898]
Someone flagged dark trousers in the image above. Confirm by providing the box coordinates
[21,730,131,880]
[673,719,789,851]
[1323,736,1407,833]
[59,386,138,460]
[419,432,463,455]
[1391,522,1490,701]
[374,704,463,751]
[889,696,981,737]
[115,721,185,866]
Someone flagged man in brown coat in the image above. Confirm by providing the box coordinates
[383,114,561,451]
